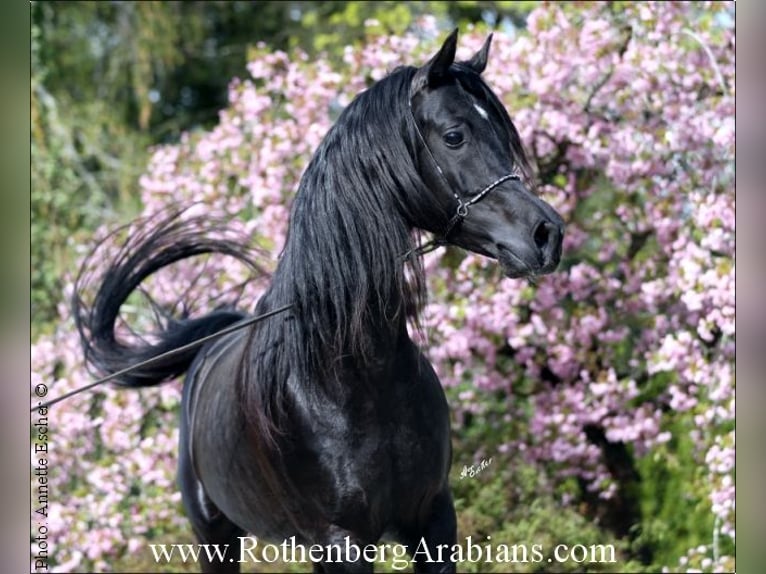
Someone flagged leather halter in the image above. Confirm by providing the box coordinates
[404,99,521,260]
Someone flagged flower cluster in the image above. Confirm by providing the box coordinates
[31,3,734,571]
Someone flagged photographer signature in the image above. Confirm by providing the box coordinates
[459,457,493,480]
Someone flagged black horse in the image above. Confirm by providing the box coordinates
[74,30,563,573]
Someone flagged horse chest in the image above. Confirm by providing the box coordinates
[298,371,451,510]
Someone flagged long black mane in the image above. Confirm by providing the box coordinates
[243,67,428,408]
[266,66,427,376]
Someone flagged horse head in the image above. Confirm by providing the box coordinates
[409,29,564,279]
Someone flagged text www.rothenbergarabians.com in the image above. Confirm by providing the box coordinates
[150,536,617,570]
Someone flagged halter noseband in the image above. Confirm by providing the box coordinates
[404,99,521,260]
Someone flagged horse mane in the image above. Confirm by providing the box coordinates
[262,64,530,387]
[233,66,438,527]
[247,66,434,392]
[262,65,531,379]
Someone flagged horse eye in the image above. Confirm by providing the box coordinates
[443,131,464,147]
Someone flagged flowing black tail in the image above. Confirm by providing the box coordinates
[72,209,266,387]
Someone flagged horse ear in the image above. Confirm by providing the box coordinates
[412,28,459,93]
[463,34,493,74]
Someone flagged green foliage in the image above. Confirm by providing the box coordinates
[444,372,733,573]
[632,415,734,570]
[297,1,426,55]
[294,1,538,57]
[450,429,648,573]
[31,14,111,332]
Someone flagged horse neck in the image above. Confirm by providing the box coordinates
[260,73,430,384]
[266,169,419,380]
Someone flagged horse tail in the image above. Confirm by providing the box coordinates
[72,208,265,387]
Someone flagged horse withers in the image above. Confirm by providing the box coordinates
[74,30,564,573]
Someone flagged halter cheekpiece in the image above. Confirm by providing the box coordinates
[404,99,521,260]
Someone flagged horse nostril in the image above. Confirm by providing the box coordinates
[533,221,551,250]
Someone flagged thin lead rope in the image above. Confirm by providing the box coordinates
[31,303,294,412]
